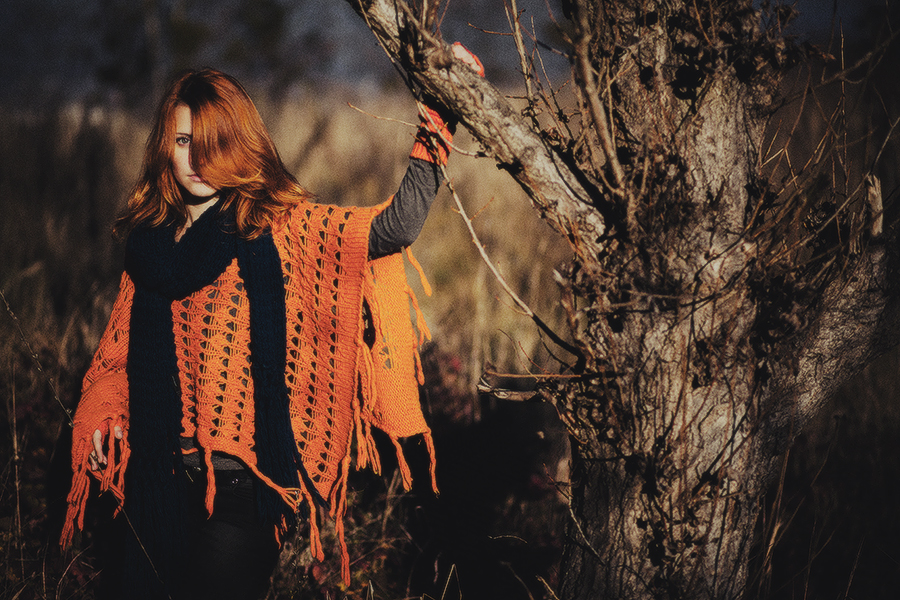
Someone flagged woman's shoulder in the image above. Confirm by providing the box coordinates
[272,201,381,265]
[279,200,383,235]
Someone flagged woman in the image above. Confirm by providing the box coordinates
[61,46,483,600]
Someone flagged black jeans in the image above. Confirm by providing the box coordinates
[176,466,281,600]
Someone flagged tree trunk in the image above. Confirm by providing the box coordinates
[344,0,900,597]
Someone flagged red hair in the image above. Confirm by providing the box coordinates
[116,68,312,239]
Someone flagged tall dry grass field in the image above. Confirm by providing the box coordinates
[2,84,899,599]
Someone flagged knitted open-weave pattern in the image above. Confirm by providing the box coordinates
[277,205,371,498]
[61,200,435,583]
[357,249,435,487]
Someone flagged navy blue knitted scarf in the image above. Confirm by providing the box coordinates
[121,201,305,598]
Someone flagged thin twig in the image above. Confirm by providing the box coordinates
[537,575,562,600]
[346,103,418,128]
[381,468,402,536]
[438,163,581,359]
[55,545,93,600]
[505,0,534,104]
[120,509,174,600]
[11,362,25,584]
[483,369,583,380]
[532,24,574,139]
[0,287,73,427]
[347,102,483,158]
[439,564,459,600]
[502,560,537,600]
[573,5,625,191]
[816,28,899,88]
[465,22,513,36]
[567,500,602,558]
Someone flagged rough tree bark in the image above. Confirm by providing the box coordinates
[345,0,898,598]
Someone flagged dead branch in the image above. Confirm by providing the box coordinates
[344,0,609,263]
[505,0,535,104]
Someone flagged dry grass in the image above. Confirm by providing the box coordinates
[749,348,900,600]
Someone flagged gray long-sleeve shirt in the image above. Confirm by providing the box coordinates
[368,158,441,258]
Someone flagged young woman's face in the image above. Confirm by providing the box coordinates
[172,103,219,199]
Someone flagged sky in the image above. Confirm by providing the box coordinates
[0,0,878,107]
[0,0,567,104]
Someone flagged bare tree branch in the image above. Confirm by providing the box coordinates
[344,0,608,263]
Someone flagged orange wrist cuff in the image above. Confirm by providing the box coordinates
[410,106,454,165]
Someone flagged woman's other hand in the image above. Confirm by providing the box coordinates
[89,425,123,471]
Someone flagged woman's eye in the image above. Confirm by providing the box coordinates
[176,136,190,146]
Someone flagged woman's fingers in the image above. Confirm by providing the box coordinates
[89,426,122,471]
[451,42,485,77]
[90,429,106,471]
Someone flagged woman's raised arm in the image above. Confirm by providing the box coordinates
[368,43,483,258]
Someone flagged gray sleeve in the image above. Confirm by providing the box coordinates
[368,158,442,258]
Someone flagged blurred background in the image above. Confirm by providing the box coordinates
[1,0,898,598]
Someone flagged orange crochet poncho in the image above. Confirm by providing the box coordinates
[60,198,435,583]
